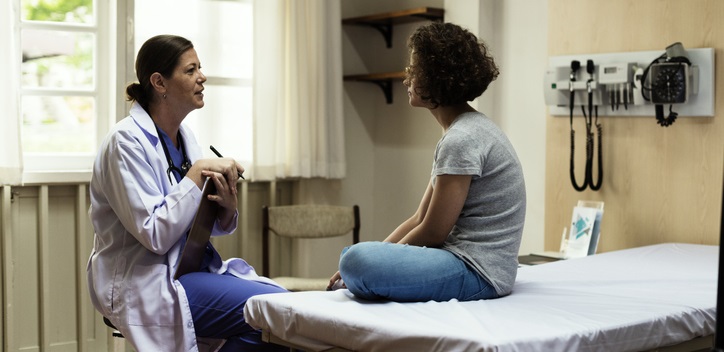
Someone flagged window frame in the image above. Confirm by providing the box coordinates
[17,0,253,184]
[19,0,116,184]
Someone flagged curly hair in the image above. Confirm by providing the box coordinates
[404,22,499,108]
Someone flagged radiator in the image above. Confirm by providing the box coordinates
[0,181,291,352]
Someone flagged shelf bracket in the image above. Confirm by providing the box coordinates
[368,23,393,48]
[371,79,394,104]
[344,72,405,104]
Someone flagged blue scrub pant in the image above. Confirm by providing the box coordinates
[179,272,288,352]
[339,241,499,302]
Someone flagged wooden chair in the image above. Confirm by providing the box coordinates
[262,204,360,291]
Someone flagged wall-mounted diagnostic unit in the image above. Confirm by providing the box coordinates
[544,43,715,192]
[544,44,715,123]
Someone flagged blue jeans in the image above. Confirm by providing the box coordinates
[339,242,498,302]
[179,272,288,352]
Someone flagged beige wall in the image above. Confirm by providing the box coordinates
[545,0,724,251]
[296,0,446,277]
[340,0,446,242]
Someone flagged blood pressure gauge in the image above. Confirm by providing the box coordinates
[649,62,688,104]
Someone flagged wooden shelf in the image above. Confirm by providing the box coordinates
[344,72,405,104]
[344,72,405,81]
[342,7,444,26]
[342,7,443,103]
[342,7,444,48]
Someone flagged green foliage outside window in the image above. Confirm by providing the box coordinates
[23,0,93,23]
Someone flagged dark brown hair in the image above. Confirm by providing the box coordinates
[125,35,194,110]
[404,22,499,108]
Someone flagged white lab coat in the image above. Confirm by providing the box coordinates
[87,103,279,351]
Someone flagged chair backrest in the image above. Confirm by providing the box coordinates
[262,204,360,277]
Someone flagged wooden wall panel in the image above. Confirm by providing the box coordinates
[14,187,41,351]
[545,0,724,252]
[1,186,10,351]
[46,186,79,351]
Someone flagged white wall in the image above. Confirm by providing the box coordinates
[297,0,549,278]
[453,0,549,255]
[296,0,444,277]
[428,0,549,255]
[492,0,548,255]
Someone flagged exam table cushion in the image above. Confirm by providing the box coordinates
[244,243,716,352]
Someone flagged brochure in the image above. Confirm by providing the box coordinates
[564,205,600,259]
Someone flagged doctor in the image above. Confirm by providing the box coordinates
[86,34,287,351]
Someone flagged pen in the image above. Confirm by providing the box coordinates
[209,145,245,180]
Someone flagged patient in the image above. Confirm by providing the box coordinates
[86,34,287,351]
[328,22,526,302]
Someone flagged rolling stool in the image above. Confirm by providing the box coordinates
[103,316,123,338]
[103,316,127,352]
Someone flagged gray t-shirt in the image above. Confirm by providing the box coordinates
[434,112,526,297]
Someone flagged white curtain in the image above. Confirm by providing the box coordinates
[252,0,345,180]
[0,0,23,185]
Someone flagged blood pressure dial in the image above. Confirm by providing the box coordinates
[650,62,688,104]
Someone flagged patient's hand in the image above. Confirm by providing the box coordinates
[327,271,346,291]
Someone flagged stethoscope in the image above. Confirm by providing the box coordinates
[569,59,603,192]
[154,124,192,185]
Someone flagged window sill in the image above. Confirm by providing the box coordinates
[22,170,92,185]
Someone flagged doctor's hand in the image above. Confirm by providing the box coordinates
[187,158,244,194]
[327,271,346,291]
[202,170,237,209]
[201,169,237,230]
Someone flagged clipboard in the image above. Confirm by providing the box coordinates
[173,180,219,280]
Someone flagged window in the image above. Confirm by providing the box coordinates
[134,0,254,165]
[18,0,114,176]
[5,0,252,183]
